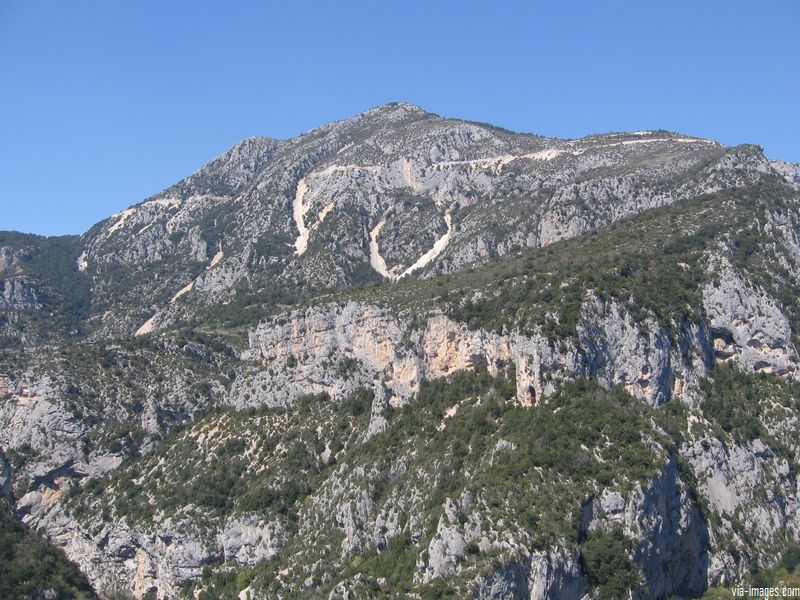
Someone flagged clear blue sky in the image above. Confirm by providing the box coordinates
[1,1,798,236]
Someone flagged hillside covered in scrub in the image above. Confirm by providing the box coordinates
[1,103,800,599]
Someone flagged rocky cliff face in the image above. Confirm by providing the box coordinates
[704,253,799,377]
[241,296,708,410]
[236,266,798,595]
[1,104,800,599]
[771,159,800,192]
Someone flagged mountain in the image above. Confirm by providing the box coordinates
[1,103,799,599]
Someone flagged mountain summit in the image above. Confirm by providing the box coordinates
[24,103,779,340]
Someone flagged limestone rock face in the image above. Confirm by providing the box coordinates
[0,376,90,501]
[34,502,287,599]
[683,435,800,581]
[242,295,713,411]
[472,549,586,600]
[771,159,800,192]
[424,497,476,581]
[704,254,799,377]
[586,459,709,598]
[576,292,712,407]
[0,279,41,309]
[473,563,529,600]
[238,303,512,408]
[220,515,287,565]
[526,551,586,600]
[0,246,33,271]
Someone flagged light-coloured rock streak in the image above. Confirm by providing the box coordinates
[399,213,453,278]
[431,150,566,171]
[317,201,335,225]
[107,208,135,235]
[137,241,224,334]
[76,251,88,272]
[292,179,311,255]
[170,281,194,304]
[134,314,157,337]
[429,137,716,172]
[401,158,424,192]
[208,242,224,268]
[369,214,453,282]
[369,220,392,279]
[293,178,339,257]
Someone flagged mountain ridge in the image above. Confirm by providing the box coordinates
[30,103,773,339]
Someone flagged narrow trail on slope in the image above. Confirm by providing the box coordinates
[427,137,715,172]
[136,241,226,336]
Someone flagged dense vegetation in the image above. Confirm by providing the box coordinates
[141,369,688,598]
[0,231,91,338]
[580,529,641,600]
[701,362,800,464]
[0,499,96,599]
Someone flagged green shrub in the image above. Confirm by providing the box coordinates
[0,500,97,599]
[580,529,640,600]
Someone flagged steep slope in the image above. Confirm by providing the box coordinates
[0,232,90,346]
[0,495,97,600]
[1,105,800,599]
[9,173,798,598]
[68,103,781,339]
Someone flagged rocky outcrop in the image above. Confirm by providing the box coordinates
[423,496,483,582]
[241,295,712,410]
[471,549,586,600]
[466,459,709,600]
[704,253,799,378]
[220,515,286,565]
[585,459,709,598]
[238,303,508,407]
[473,562,529,600]
[0,278,41,310]
[0,246,33,272]
[771,159,800,192]
[0,342,237,597]
[683,434,800,582]
[0,375,90,502]
[525,551,586,600]
[33,503,287,599]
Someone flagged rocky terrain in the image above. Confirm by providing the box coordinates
[1,103,800,599]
